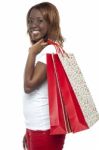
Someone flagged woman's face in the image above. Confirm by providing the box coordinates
[28,8,48,43]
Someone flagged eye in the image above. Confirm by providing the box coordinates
[37,19,44,24]
[28,18,34,24]
[27,27,33,33]
[39,19,43,22]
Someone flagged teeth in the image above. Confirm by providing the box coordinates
[32,31,40,34]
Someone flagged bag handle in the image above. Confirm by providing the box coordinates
[47,39,69,58]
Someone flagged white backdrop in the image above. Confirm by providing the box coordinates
[0,0,99,149]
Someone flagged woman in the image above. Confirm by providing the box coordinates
[23,2,66,150]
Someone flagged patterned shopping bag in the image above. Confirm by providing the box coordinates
[47,39,99,129]
[58,52,99,127]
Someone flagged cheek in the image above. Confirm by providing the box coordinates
[40,24,48,35]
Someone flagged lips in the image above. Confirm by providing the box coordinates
[32,30,40,35]
[29,29,43,42]
[30,30,42,42]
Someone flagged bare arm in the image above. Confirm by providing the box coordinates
[24,39,47,93]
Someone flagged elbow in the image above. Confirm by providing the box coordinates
[24,79,38,93]
[24,82,33,94]
[24,87,32,94]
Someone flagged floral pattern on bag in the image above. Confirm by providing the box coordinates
[58,53,99,127]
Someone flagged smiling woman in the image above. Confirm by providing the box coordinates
[26,2,64,45]
[23,2,66,150]
[27,8,48,43]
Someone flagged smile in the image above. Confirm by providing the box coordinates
[32,31,40,35]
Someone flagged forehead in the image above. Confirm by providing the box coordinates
[29,8,43,18]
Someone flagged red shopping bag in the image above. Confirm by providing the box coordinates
[47,54,70,135]
[46,50,89,135]
[52,54,89,133]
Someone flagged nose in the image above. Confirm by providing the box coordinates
[29,19,39,27]
[32,21,39,28]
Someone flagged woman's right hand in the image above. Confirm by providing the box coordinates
[29,39,48,56]
[23,134,27,150]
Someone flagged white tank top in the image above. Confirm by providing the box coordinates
[23,45,56,130]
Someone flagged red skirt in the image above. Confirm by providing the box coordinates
[26,129,66,150]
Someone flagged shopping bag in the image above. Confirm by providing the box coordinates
[47,39,99,129]
[47,54,69,135]
[52,54,89,133]
[58,52,99,128]
[47,52,90,135]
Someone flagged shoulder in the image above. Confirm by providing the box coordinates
[42,44,56,54]
[35,45,56,64]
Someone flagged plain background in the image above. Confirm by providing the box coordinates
[0,0,99,149]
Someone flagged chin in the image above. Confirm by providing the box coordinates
[31,37,43,44]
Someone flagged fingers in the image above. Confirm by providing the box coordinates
[23,135,28,150]
[36,39,48,50]
[28,38,48,54]
[38,39,48,46]
[40,42,48,46]
[23,138,26,149]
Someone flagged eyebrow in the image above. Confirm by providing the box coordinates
[29,17,44,19]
